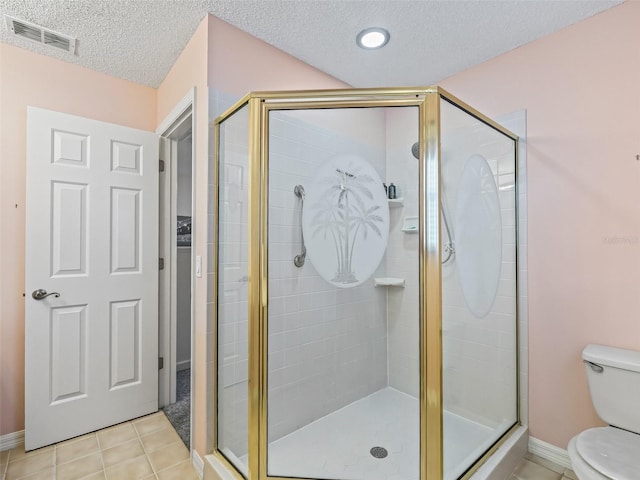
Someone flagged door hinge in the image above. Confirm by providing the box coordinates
[159,159,165,172]
[159,258,165,270]
[158,357,164,370]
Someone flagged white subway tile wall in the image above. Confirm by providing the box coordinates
[384,106,421,397]
[266,109,389,444]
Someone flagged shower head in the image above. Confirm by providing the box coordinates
[411,142,420,160]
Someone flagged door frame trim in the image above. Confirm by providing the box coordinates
[157,88,196,453]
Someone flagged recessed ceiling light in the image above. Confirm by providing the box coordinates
[356,27,390,50]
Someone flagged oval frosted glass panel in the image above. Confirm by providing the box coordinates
[303,153,389,288]
[454,154,502,318]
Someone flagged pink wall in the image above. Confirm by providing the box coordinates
[441,1,640,448]
[0,43,156,437]
[208,16,346,96]
[156,16,210,456]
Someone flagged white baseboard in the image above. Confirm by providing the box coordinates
[192,449,204,478]
[177,360,191,371]
[0,430,24,452]
[528,436,572,469]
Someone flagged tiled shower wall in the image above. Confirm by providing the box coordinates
[267,109,388,442]
[384,107,421,397]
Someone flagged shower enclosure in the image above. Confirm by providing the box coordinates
[213,87,519,480]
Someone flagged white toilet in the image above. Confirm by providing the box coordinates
[567,344,640,479]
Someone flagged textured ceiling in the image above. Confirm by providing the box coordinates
[0,1,623,88]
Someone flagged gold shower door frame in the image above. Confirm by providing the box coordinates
[212,87,520,480]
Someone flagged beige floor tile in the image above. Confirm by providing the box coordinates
[563,468,578,480]
[97,423,137,451]
[56,435,100,465]
[101,438,144,468]
[1,450,9,477]
[81,472,107,480]
[5,450,54,479]
[512,459,563,480]
[13,466,54,479]
[525,452,566,474]
[146,441,189,473]
[7,445,53,464]
[56,452,102,480]
[104,455,153,480]
[133,413,170,437]
[156,460,199,480]
[139,427,182,454]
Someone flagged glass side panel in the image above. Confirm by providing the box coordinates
[265,106,420,480]
[216,105,249,477]
[440,99,518,480]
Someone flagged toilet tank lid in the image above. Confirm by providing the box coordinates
[583,344,640,373]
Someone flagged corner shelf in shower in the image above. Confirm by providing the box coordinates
[388,197,404,208]
[374,277,405,288]
[401,216,419,233]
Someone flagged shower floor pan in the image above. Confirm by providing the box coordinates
[240,387,507,480]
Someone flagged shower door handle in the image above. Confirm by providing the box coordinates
[294,185,306,267]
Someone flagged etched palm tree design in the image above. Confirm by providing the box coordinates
[310,161,384,284]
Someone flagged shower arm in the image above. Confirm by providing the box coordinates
[294,185,306,267]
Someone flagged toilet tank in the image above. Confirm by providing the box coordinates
[583,344,640,434]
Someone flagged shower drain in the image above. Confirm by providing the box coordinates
[370,446,388,459]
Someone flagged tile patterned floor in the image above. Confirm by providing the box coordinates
[1,414,577,480]
[510,453,578,480]
[0,412,199,480]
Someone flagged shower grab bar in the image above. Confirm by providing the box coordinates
[293,185,306,267]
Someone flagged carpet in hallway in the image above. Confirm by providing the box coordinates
[162,368,190,449]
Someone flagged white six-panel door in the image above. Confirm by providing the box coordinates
[25,107,159,450]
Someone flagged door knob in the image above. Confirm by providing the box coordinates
[32,289,60,300]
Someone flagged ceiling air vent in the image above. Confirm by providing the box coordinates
[4,15,76,54]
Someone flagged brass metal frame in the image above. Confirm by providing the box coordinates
[421,92,443,480]
[212,87,520,480]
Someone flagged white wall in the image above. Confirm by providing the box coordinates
[176,247,192,369]
[177,136,193,216]
[176,135,193,370]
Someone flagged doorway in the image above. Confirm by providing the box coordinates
[158,98,194,451]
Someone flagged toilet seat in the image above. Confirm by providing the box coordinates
[569,426,640,480]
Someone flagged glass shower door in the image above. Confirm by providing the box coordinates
[264,105,421,480]
[440,99,518,479]
[216,104,250,476]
